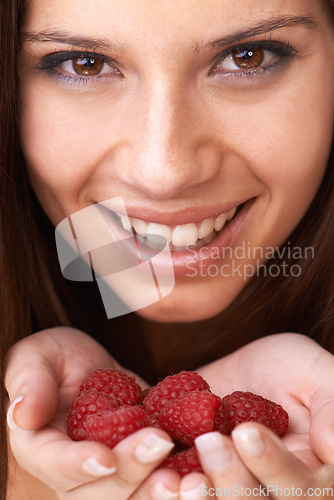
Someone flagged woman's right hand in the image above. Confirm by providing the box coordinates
[4,327,180,500]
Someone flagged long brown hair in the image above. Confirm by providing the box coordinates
[0,3,69,497]
[0,1,334,498]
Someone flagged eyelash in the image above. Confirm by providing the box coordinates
[211,40,297,78]
[35,50,122,86]
[35,40,297,87]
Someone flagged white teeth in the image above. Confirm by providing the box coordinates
[172,223,198,247]
[214,214,227,232]
[188,230,217,250]
[227,207,237,221]
[120,214,133,231]
[133,217,148,236]
[137,233,166,251]
[146,223,172,245]
[118,206,240,248]
[198,218,214,239]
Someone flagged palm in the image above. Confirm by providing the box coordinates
[6,328,178,499]
[42,328,150,434]
[197,333,334,471]
[7,328,149,476]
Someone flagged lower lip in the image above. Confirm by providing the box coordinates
[99,199,255,278]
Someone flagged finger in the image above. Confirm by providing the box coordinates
[101,428,175,497]
[301,344,334,465]
[4,328,146,430]
[179,472,214,500]
[10,425,174,497]
[194,432,259,499]
[5,344,60,430]
[64,429,176,500]
[130,469,180,500]
[231,423,314,499]
[310,399,334,465]
[9,425,117,491]
[65,469,181,500]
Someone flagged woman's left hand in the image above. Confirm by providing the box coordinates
[182,333,334,499]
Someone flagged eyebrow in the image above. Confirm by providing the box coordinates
[20,29,127,53]
[21,15,316,54]
[200,15,317,51]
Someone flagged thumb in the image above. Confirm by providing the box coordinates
[306,348,334,466]
[309,399,334,465]
[5,343,59,431]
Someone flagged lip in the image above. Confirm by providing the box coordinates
[97,198,255,278]
[100,198,249,226]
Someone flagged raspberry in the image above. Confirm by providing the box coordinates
[220,391,289,437]
[80,368,143,406]
[261,397,290,437]
[67,389,119,441]
[213,403,230,436]
[162,446,203,477]
[86,405,148,449]
[160,390,221,446]
[143,371,210,426]
[68,367,290,466]
[147,413,162,427]
[141,388,150,400]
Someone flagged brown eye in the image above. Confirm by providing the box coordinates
[72,57,104,76]
[232,49,264,69]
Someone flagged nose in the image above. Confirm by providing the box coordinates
[114,81,223,200]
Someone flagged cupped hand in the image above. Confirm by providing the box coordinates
[192,333,334,498]
[5,327,180,500]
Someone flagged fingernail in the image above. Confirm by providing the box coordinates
[180,484,206,500]
[232,427,265,457]
[82,457,116,477]
[134,433,174,464]
[195,432,231,473]
[151,481,178,500]
[7,394,24,430]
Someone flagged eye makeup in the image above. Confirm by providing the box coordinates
[209,39,297,80]
[31,36,298,89]
[34,50,123,86]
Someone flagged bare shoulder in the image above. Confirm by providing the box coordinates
[7,451,58,500]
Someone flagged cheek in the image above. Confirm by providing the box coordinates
[237,104,331,245]
[243,107,330,192]
[19,82,112,208]
[221,80,333,207]
[21,98,87,186]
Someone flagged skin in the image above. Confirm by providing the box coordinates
[5,329,334,499]
[19,0,334,323]
[8,0,334,498]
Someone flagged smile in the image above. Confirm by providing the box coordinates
[114,206,240,252]
[97,198,255,277]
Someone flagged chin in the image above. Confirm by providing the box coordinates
[135,288,230,323]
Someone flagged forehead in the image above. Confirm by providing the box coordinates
[23,0,331,41]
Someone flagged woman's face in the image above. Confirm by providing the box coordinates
[19,0,334,322]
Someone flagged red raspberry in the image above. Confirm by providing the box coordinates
[67,389,119,441]
[162,447,203,477]
[143,371,210,426]
[146,413,162,427]
[261,397,290,437]
[86,405,148,449]
[141,388,150,400]
[220,391,289,437]
[160,390,221,446]
[213,403,230,436]
[80,368,142,406]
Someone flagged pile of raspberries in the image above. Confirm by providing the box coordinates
[67,368,289,476]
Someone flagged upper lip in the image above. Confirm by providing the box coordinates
[100,198,251,226]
